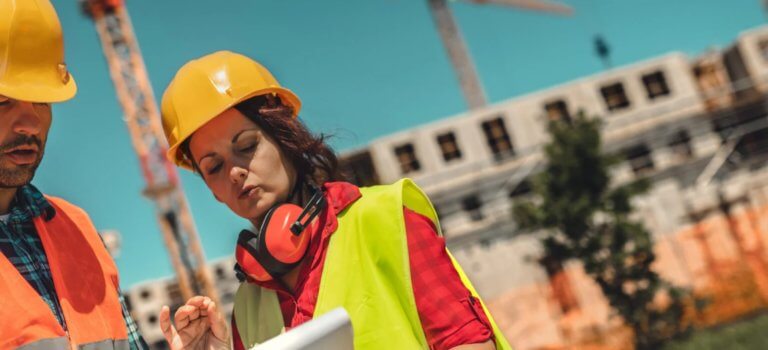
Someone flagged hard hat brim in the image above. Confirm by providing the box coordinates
[0,77,77,103]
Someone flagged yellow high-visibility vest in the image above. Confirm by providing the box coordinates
[234,179,512,349]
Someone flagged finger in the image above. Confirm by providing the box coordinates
[174,304,201,330]
[195,297,212,317]
[201,296,211,308]
[185,295,208,307]
[159,306,178,345]
[207,301,229,342]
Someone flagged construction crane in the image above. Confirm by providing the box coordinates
[428,0,573,110]
[80,0,219,305]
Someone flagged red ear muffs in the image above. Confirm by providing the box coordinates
[235,188,326,282]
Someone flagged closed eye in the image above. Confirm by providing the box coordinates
[239,143,257,153]
[207,162,223,175]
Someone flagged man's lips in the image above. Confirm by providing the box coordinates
[5,144,39,153]
[5,150,38,165]
[3,145,39,165]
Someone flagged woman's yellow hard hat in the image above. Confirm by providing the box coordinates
[0,0,77,102]
[161,51,301,170]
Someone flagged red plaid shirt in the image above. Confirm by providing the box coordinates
[233,182,493,350]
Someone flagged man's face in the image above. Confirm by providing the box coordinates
[0,95,52,188]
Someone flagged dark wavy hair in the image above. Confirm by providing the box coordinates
[180,94,344,198]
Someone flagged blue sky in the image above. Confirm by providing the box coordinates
[39,0,764,287]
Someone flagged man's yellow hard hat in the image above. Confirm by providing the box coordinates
[161,51,301,170]
[0,0,77,102]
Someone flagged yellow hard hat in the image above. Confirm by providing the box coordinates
[0,0,77,103]
[161,51,301,170]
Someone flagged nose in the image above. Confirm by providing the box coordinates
[12,102,44,136]
[229,166,248,185]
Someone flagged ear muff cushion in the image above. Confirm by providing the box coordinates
[235,243,271,282]
[234,191,324,282]
[265,204,311,265]
[252,206,303,277]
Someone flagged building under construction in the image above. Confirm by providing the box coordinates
[124,22,768,350]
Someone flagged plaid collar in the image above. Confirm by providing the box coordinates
[6,184,55,223]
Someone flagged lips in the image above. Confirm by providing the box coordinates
[239,185,259,199]
[4,145,39,166]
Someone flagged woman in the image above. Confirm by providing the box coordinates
[157,51,511,350]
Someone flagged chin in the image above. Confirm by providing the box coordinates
[235,203,268,223]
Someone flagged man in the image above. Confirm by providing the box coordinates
[0,0,147,348]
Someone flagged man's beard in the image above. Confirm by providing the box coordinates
[0,135,44,188]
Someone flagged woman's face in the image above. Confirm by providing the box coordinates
[188,107,296,223]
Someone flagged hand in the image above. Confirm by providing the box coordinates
[159,296,230,350]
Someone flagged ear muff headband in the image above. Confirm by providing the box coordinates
[290,188,326,235]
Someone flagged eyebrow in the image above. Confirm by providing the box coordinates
[197,128,260,165]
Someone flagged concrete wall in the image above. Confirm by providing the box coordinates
[367,53,706,189]
[735,25,768,92]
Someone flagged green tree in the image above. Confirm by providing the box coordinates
[513,113,688,349]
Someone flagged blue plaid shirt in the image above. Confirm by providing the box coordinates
[0,185,147,349]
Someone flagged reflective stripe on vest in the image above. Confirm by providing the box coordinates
[16,337,69,350]
[17,338,130,350]
[235,179,512,349]
[0,196,129,349]
[79,339,130,350]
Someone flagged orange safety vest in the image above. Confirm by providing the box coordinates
[0,196,129,350]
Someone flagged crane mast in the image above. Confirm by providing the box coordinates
[80,0,219,304]
[428,0,572,111]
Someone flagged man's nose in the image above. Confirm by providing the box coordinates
[12,102,44,136]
